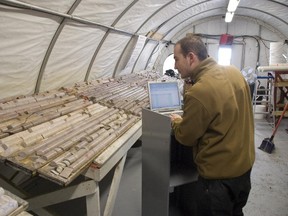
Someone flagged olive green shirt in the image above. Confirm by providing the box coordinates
[172,58,255,179]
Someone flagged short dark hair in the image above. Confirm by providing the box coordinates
[176,36,208,61]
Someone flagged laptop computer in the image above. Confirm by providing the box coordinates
[147,81,183,115]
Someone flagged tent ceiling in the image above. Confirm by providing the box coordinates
[0,0,287,99]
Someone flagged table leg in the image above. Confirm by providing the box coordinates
[86,181,101,216]
[103,153,127,216]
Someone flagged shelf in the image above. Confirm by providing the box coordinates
[274,81,288,87]
[273,111,288,117]
[258,65,288,72]
[252,70,274,125]
[273,71,288,121]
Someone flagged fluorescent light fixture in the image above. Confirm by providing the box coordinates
[225,12,234,22]
[228,0,240,12]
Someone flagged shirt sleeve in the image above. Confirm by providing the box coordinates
[171,93,211,147]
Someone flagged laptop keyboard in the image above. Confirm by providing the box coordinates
[159,110,183,116]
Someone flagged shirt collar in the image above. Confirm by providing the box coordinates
[191,57,217,82]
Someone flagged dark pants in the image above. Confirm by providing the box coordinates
[195,169,252,216]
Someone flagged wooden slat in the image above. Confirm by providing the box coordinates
[274,81,288,87]
[273,111,288,117]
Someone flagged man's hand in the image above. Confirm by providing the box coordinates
[170,113,182,121]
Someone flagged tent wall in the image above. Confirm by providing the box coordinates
[153,16,284,74]
[0,0,287,100]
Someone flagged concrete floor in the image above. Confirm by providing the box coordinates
[243,119,288,216]
[4,118,287,216]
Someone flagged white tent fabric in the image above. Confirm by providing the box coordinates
[0,0,287,99]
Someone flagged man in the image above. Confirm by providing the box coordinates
[170,35,255,216]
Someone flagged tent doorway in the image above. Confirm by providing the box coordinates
[163,54,178,77]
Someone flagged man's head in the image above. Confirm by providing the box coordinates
[174,36,208,79]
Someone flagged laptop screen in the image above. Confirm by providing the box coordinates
[148,81,182,112]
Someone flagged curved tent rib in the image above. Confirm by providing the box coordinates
[35,0,82,93]
[147,0,212,34]
[132,1,215,71]
[113,0,175,77]
[85,0,139,81]
[138,7,228,70]
[0,0,138,36]
[86,1,174,80]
